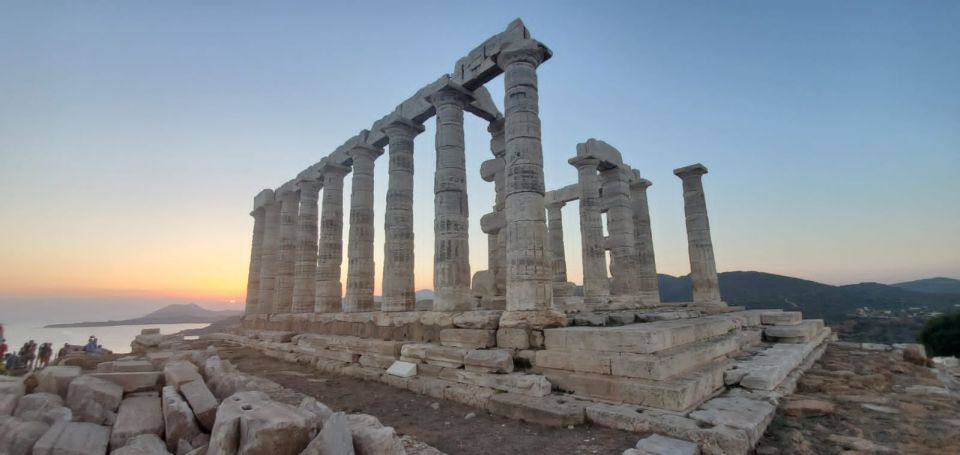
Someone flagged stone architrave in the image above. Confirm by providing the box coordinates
[292,179,322,313]
[570,156,609,307]
[630,175,660,305]
[315,163,351,313]
[381,118,425,312]
[343,143,383,313]
[256,200,282,314]
[244,190,272,315]
[674,163,724,305]
[427,83,474,311]
[273,189,300,314]
[599,166,640,297]
[545,201,571,296]
[496,39,563,328]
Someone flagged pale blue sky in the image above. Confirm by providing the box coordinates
[1,1,958,321]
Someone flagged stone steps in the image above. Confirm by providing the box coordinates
[536,360,728,412]
[763,319,824,343]
[544,316,740,354]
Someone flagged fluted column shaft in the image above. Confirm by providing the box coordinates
[600,167,640,296]
[256,201,282,314]
[571,157,609,307]
[630,178,660,305]
[546,202,567,284]
[244,207,267,315]
[381,120,424,312]
[497,41,554,316]
[292,180,322,313]
[675,164,723,305]
[488,118,507,294]
[343,146,381,313]
[429,85,472,311]
[315,165,350,313]
[273,190,299,314]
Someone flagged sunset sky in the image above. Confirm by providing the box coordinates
[1,1,958,322]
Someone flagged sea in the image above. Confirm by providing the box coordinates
[1,322,210,354]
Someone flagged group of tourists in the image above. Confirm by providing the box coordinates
[0,324,101,374]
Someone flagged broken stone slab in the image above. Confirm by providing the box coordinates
[346,414,405,455]
[237,397,316,455]
[463,349,514,373]
[66,375,124,425]
[443,383,496,408]
[164,361,202,389]
[299,396,334,426]
[634,434,700,455]
[439,329,497,348]
[88,372,163,393]
[544,318,739,354]
[179,379,218,431]
[385,361,417,378]
[111,434,170,455]
[760,311,801,326]
[301,412,354,455]
[111,395,164,449]
[34,366,82,398]
[32,419,69,455]
[399,343,467,368]
[438,369,551,397]
[0,380,26,415]
[689,396,775,445]
[48,421,111,455]
[486,393,586,427]
[763,320,823,342]
[0,416,49,455]
[161,385,203,452]
[13,392,68,424]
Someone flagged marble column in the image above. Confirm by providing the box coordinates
[546,201,568,285]
[256,200,282,314]
[381,118,425,312]
[488,117,507,294]
[244,199,269,315]
[343,144,383,313]
[427,84,473,311]
[600,167,640,297]
[674,163,723,305]
[630,176,661,305]
[292,180,322,313]
[273,189,299,314]
[497,39,561,326]
[314,164,350,313]
[570,156,609,307]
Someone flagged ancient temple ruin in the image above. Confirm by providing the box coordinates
[237,20,831,454]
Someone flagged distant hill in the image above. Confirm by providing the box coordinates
[45,303,242,328]
[892,277,960,295]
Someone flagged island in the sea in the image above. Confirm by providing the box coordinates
[44,302,242,328]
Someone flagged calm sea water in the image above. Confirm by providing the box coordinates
[1,323,210,354]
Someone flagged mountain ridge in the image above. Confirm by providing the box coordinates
[44,302,243,328]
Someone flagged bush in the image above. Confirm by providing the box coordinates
[918,310,960,357]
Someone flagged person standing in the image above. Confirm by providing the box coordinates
[37,343,52,369]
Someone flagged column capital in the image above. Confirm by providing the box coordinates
[487,115,505,134]
[545,200,566,211]
[426,81,474,108]
[346,143,384,163]
[674,163,708,179]
[496,39,552,70]
[253,189,275,211]
[320,162,351,180]
[569,155,600,170]
[630,178,653,190]
[297,179,323,195]
[381,116,425,139]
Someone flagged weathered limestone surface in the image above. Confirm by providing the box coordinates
[764,319,824,342]
[439,329,496,348]
[163,360,201,389]
[302,412,354,455]
[544,317,739,354]
[629,175,660,306]
[345,414,406,455]
[634,434,700,455]
[66,375,123,424]
[1,380,26,415]
[88,372,163,393]
[600,166,640,299]
[34,366,82,398]
[292,180,321,313]
[314,163,350,313]
[438,369,551,397]
[570,156,609,308]
[245,190,271,314]
[111,396,164,449]
[486,393,586,427]
[760,311,802,326]
[273,189,300,314]
[463,349,514,373]
[179,379,218,431]
[48,421,111,455]
[14,392,70,425]
[257,200,282,313]
[344,143,383,313]
[161,385,203,452]
[674,164,723,306]
[0,416,49,455]
[32,420,69,455]
[110,434,170,455]
[381,118,424,312]
[689,396,775,445]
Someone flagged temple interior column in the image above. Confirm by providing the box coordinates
[630,174,661,305]
[381,118,425,312]
[256,199,282,314]
[315,163,350,313]
[600,166,640,299]
[343,144,382,313]
[292,180,322,313]
[427,84,473,311]
[273,189,299,314]
[570,156,610,308]
[674,163,724,306]
[244,190,272,315]
[488,117,507,294]
[546,201,572,297]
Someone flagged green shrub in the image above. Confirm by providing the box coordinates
[918,310,960,357]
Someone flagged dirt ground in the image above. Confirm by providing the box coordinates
[755,345,960,455]
[216,345,640,455]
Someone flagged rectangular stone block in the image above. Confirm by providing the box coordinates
[612,332,741,380]
[463,349,514,373]
[496,328,530,349]
[385,361,417,378]
[487,393,586,427]
[406,377,454,399]
[52,422,111,455]
[634,434,700,455]
[438,369,551,397]
[313,349,361,364]
[439,329,497,348]
[88,372,163,393]
[400,343,467,368]
[443,383,496,408]
[544,318,738,354]
[689,396,776,445]
[113,360,155,373]
[534,350,613,375]
[111,396,164,448]
[763,320,823,342]
[358,354,397,370]
[180,379,218,431]
[164,361,201,389]
[760,311,802,326]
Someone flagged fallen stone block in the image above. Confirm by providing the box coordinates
[48,421,111,455]
[163,361,201,389]
[179,379,218,431]
[763,320,823,342]
[146,351,174,370]
[161,385,203,452]
[13,392,68,424]
[439,329,497,348]
[88,372,163,393]
[689,396,775,445]
[358,353,397,369]
[760,311,802,326]
[299,396,333,427]
[463,349,514,373]
[34,366,82,398]
[113,360,156,373]
[207,391,268,454]
[111,395,164,449]
[386,361,417,378]
[486,393,586,427]
[302,412,354,455]
[236,398,315,455]
[32,419,69,455]
[0,380,26,415]
[67,375,124,424]
[346,414,405,455]
[634,434,700,455]
[111,434,169,455]
[438,369,551,397]
[0,416,49,455]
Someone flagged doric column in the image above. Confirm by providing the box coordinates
[273,189,299,314]
[314,163,350,313]
[600,167,640,298]
[497,39,563,327]
[427,83,473,311]
[244,191,272,315]
[674,163,723,305]
[488,117,507,294]
[630,176,660,305]
[256,200,282,314]
[292,179,322,313]
[381,118,425,312]
[343,143,383,313]
[546,201,568,285]
[570,156,609,307]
